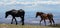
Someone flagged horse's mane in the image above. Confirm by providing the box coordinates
[37,12,45,14]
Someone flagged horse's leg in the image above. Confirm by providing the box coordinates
[15,18,18,25]
[52,19,55,25]
[49,20,52,25]
[44,19,46,26]
[21,17,24,25]
[11,18,13,24]
[40,19,43,25]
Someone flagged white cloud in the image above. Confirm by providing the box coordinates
[0,0,60,6]
[0,0,16,5]
[36,0,60,4]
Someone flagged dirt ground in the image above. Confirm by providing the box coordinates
[0,24,60,28]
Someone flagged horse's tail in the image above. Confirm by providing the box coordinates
[47,13,53,19]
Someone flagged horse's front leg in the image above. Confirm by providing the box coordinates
[40,19,43,25]
[11,18,13,24]
[14,18,18,25]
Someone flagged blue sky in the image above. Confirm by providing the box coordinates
[0,0,60,13]
[0,0,60,24]
[0,0,60,20]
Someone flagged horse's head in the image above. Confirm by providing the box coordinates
[5,12,9,18]
[36,12,38,18]
[36,12,44,18]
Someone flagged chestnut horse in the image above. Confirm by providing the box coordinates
[5,9,25,25]
[36,12,55,25]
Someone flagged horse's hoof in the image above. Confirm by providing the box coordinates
[11,23,13,24]
[16,23,18,25]
[22,24,24,25]
[16,24,17,25]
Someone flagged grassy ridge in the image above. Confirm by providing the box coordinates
[0,24,60,28]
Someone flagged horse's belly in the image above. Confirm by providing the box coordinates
[15,15,19,17]
[15,14,20,17]
[44,17,48,20]
[43,16,48,20]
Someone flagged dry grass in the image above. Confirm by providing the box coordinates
[0,24,60,28]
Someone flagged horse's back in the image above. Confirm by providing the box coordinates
[40,13,53,19]
[41,14,48,19]
[47,13,53,17]
[10,9,25,14]
[6,9,25,16]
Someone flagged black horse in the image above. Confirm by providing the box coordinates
[36,12,55,25]
[5,9,25,25]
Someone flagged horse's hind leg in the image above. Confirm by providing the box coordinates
[49,20,52,25]
[52,19,55,25]
[21,17,24,25]
[11,18,13,24]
